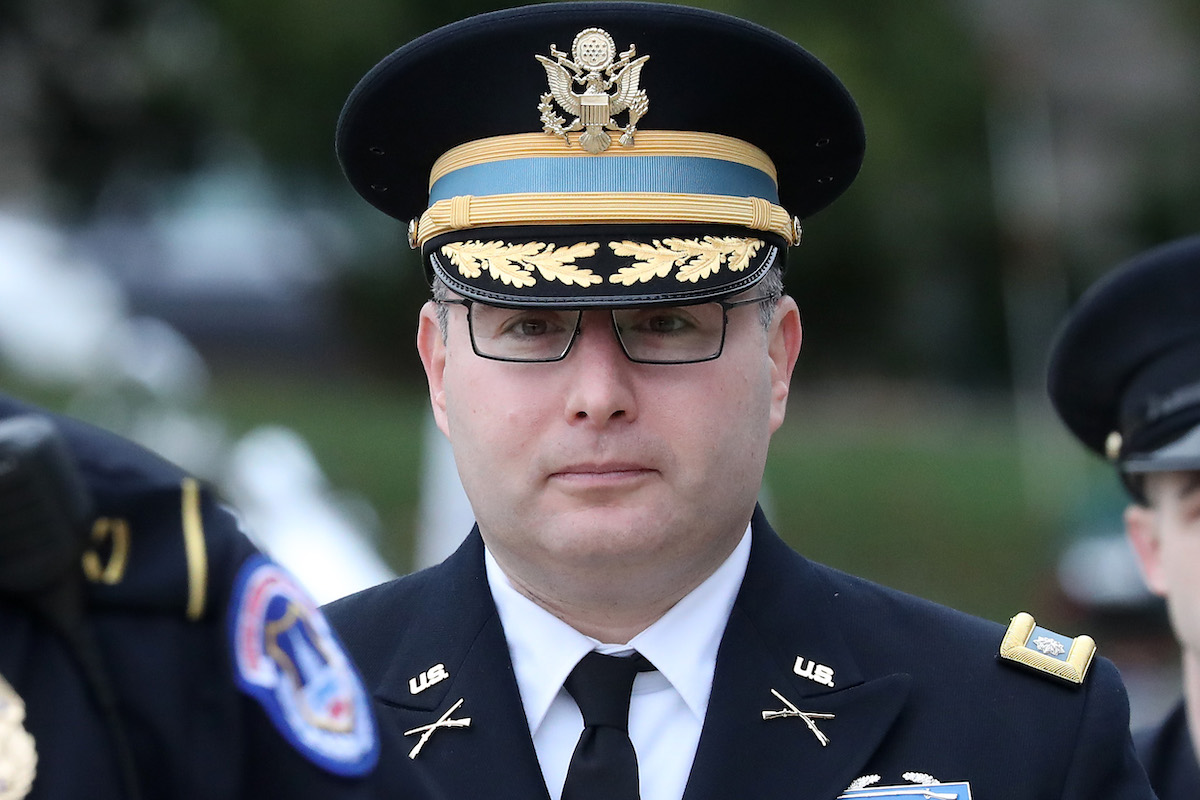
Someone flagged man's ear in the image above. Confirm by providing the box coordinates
[767,295,802,433]
[1125,503,1168,597]
[417,301,450,437]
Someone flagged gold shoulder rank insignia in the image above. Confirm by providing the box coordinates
[999,612,1096,685]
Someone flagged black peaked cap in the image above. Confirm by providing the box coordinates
[337,2,864,223]
[1048,235,1200,479]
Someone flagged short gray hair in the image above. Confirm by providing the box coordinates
[754,265,784,328]
[431,277,451,340]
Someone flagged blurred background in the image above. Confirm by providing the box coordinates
[3,0,1198,725]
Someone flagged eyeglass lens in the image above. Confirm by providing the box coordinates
[466,303,728,363]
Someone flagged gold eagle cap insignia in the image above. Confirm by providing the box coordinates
[535,27,650,153]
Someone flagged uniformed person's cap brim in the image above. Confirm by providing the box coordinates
[1123,423,1200,475]
[1047,234,1200,496]
[336,2,863,307]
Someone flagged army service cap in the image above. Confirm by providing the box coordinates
[1047,235,1200,499]
[337,2,864,307]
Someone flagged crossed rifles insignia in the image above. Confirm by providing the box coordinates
[404,698,472,759]
[762,688,835,746]
[536,27,650,153]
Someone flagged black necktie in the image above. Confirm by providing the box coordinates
[560,651,655,800]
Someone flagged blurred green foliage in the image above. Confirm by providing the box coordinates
[204,371,427,570]
[768,398,1053,621]
[5,0,1009,383]
[8,0,1198,626]
[14,0,1200,386]
[195,0,1008,384]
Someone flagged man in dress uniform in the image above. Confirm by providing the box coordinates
[1048,234,1200,800]
[326,3,1156,798]
[0,392,436,800]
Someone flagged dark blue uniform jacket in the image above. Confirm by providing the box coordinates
[326,506,1156,799]
[0,394,435,800]
[1135,701,1200,800]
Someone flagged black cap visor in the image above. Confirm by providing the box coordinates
[426,223,784,307]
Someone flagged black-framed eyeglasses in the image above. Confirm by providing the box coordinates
[436,292,781,364]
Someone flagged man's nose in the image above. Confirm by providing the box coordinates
[561,311,639,425]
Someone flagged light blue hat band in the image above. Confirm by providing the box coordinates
[429,155,780,204]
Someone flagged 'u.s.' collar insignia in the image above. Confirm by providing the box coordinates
[794,655,835,687]
[999,611,1096,685]
[536,27,650,153]
[409,663,449,695]
[229,555,379,776]
[0,672,37,800]
[840,773,972,799]
[404,698,472,759]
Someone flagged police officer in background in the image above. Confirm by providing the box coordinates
[0,391,435,799]
[1048,235,1200,800]
[324,4,1156,799]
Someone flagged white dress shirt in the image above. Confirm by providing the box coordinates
[484,526,751,800]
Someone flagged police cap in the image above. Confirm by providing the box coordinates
[337,2,863,307]
[1047,234,1200,500]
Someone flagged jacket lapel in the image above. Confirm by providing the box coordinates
[682,510,911,800]
[364,513,908,800]
[371,530,550,800]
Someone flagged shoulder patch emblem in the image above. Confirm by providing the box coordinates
[229,555,379,776]
[998,611,1096,685]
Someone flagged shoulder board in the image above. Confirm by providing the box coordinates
[999,611,1096,685]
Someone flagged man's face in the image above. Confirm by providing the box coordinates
[1126,470,1200,659]
[417,290,801,609]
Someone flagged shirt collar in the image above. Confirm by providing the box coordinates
[485,524,751,733]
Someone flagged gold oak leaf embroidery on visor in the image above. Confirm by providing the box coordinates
[609,237,763,285]
[440,241,602,287]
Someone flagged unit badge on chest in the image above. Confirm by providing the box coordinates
[0,673,36,800]
[841,773,972,799]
